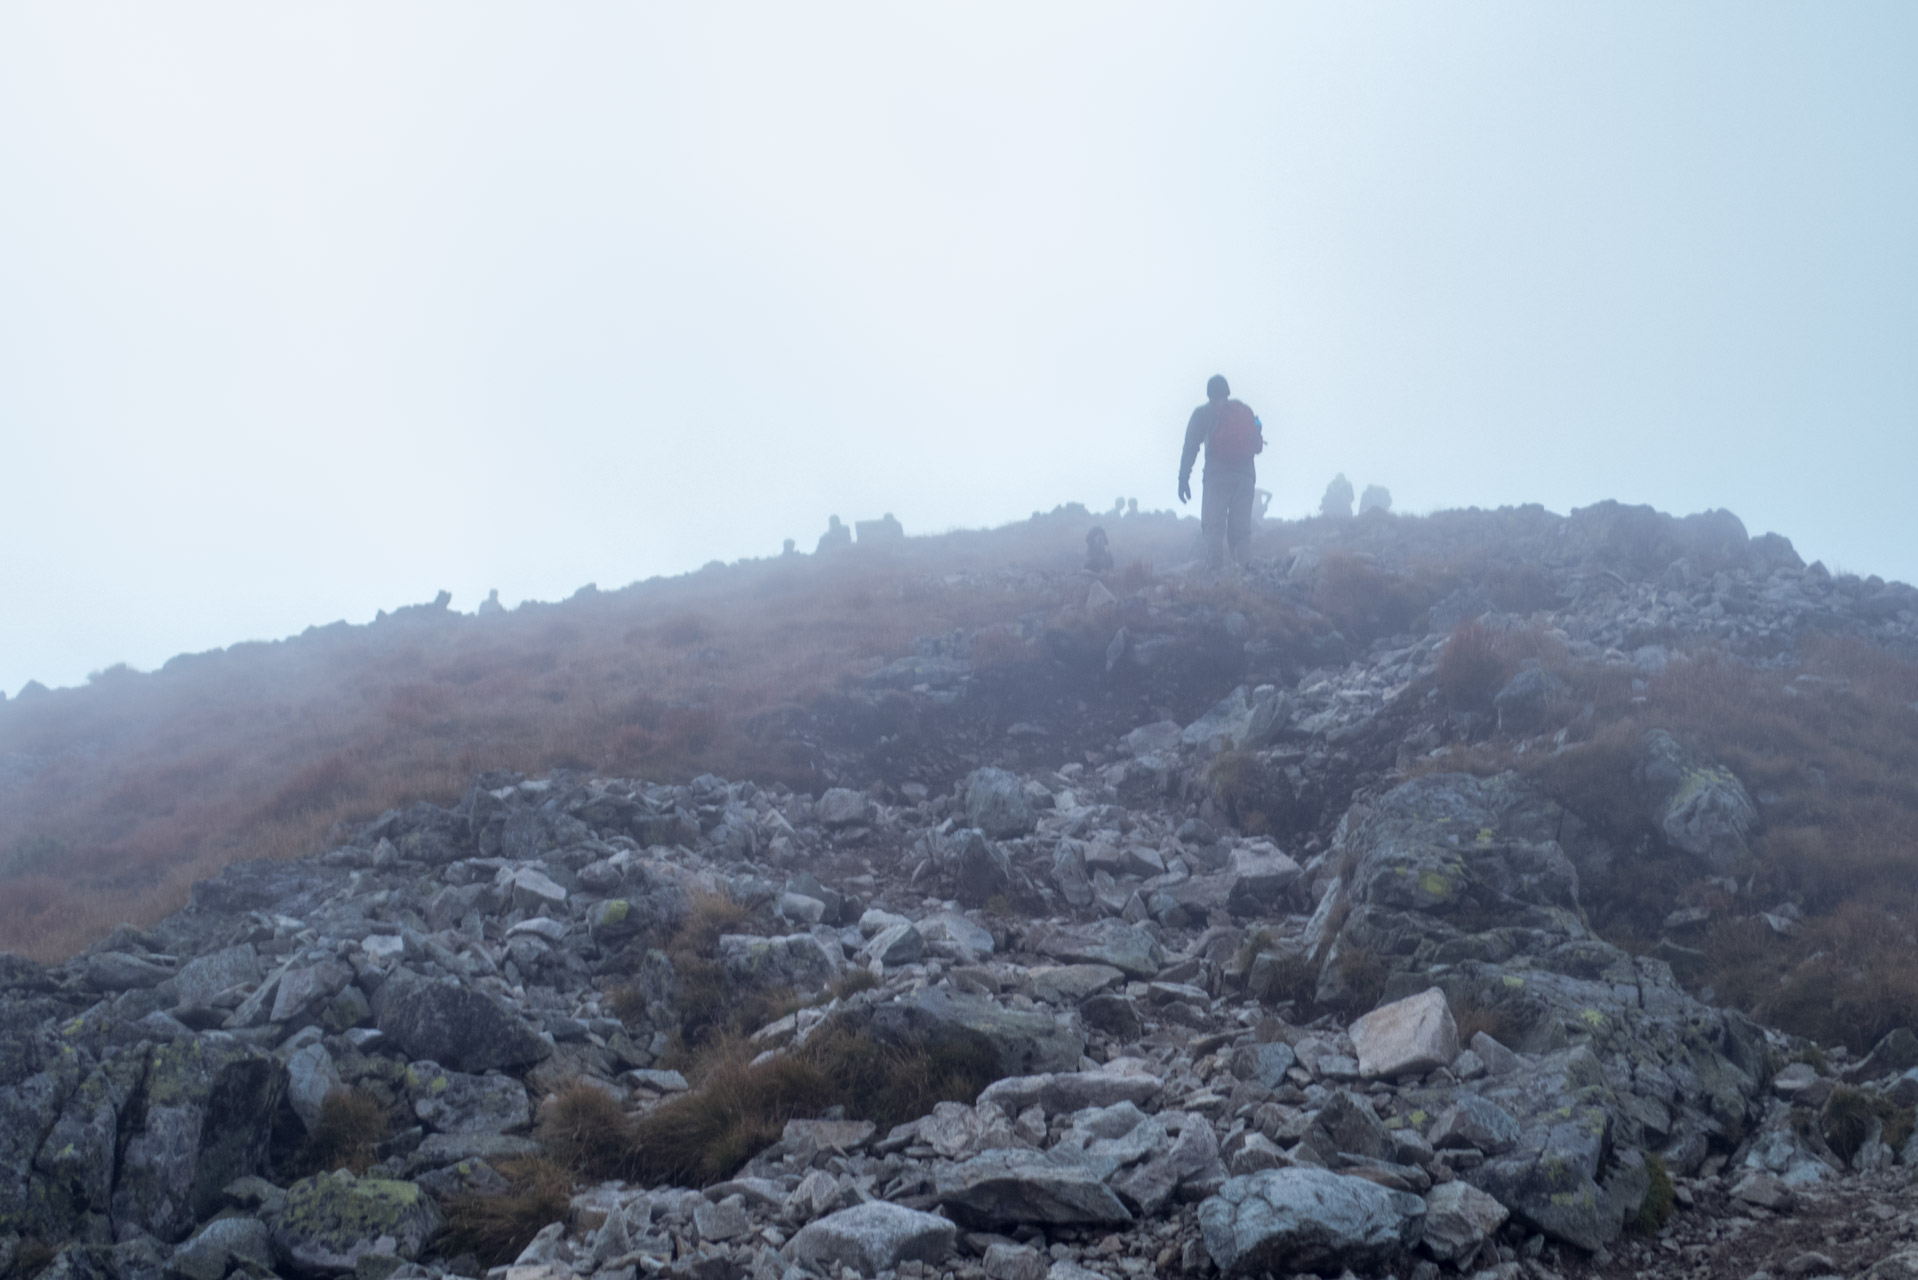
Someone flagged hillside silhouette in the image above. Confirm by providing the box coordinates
[10,497,1918,1278]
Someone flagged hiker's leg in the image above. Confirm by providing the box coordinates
[1226,469,1256,563]
[1200,473,1229,568]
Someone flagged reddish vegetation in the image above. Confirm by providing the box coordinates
[1443,633,1918,1052]
[0,513,1198,961]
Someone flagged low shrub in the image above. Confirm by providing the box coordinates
[1437,619,1508,712]
[537,1082,632,1180]
[1450,989,1534,1053]
[1331,944,1387,1015]
[626,1043,835,1186]
[298,1087,389,1176]
[437,1156,575,1268]
[801,1022,999,1130]
[1819,1087,1914,1164]
[1313,552,1442,645]
[625,1021,1000,1185]
[1632,1153,1675,1234]
[830,968,882,1002]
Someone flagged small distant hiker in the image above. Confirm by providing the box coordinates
[1178,374,1265,568]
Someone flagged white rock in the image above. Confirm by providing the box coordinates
[1348,987,1459,1080]
[785,1201,956,1274]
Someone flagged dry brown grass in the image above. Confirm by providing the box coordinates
[296,1087,390,1176]
[626,1020,1001,1186]
[536,1082,632,1180]
[626,1041,836,1185]
[1312,552,1448,645]
[1436,619,1509,712]
[437,1156,575,1267]
[2,513,1204,961]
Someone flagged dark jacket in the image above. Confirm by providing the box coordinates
[1180,398,1262,485]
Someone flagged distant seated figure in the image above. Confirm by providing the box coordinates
[1085,526,1115,573]
[853,512,905,542]
[1320,473,1354,519]
[1126,498,1138,516]
[816,515,852,553]
[782,538,797,556]
[478,588,504,616]
[1359,484,1393,516]
[1110,497,1127,516]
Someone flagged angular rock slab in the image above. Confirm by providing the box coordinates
[371,970,549,1074]
[1349,987,1459,1080]
[1200,1167,1426,1277]
[110,1037,287,1242]
[1420,1180,1508,1263]
[786,1201,956,1275]
[1030,919,1165,981]
[935,1149,1134,1227]
[867,988,1085,1078]
[270,1171,441,1275]
[978,1069,1162,1115]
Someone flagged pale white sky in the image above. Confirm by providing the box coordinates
[3,3,1914,694]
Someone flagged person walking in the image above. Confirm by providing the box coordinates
[1177,374,1265,567]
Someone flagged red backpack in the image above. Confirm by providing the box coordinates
[1209,399,1264,463]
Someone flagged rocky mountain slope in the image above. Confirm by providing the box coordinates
[5,500,1918,1280]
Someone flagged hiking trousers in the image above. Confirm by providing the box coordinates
[1201,464,1257,567]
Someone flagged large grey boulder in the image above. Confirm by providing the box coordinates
[785,1201,955,1274]
[269,1171,442,1275]
[866,988,1084,1077]
[1638,729,1757,876]
[1316,770,1763,1185]
[966,768,1036,838]
[370,970,550,1074]
[1224,844,1301,913]
[946,829,1012,906]
[1109,1111,1226,1215]
[1459,1047,1628,1251]
[110,1037,287,1242]
[173,944,262,1008]
[1199,1167,1425,1276]
[935,1149,1133,1226]
[1182,685,1288,755]
[1030,919,1164,980]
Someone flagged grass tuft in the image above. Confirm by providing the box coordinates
[437,1156,575,1268]
[298,1087,389,1176]
[1632,1153,1675,1234]
[537,1082,632,1180]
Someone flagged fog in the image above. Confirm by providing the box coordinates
[3,3,1914,695]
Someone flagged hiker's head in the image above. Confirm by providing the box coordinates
[1206,375,1229,401]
